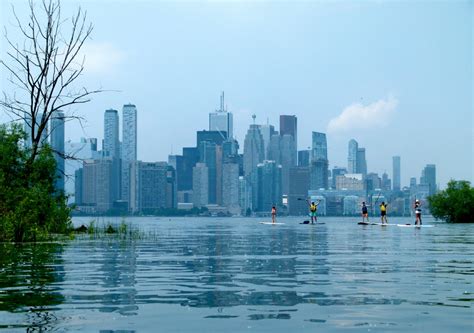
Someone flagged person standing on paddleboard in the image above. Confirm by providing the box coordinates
[414,200,422,225]
[379,202,388,224]
[271,206,277,224]
[361,202,369,223]
[306,200,320,224]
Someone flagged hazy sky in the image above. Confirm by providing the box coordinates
[1,0,472,188]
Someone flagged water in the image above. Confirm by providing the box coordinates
[1,217,473,332]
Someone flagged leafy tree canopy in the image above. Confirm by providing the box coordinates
[428,180,474,223]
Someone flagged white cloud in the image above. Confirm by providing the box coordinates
[80,42,125,75]
[327,95,398,133]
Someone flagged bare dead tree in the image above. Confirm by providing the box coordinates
[0,0,101,170]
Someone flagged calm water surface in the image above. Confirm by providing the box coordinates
[0,217,473,332]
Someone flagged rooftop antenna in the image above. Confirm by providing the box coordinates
[252,114,256,125]
[220,91,224,112]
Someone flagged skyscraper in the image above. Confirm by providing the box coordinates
[311,132,328,161]
[24,112,48,148]
[279,115,297,151]
[310,132,329,190]
[121,104,137,205]
[50,111,65,193]
[209,91,233,139]
[420,164,436,195]
[243,123,264,176]
[199,140,218,204]
[392,156,401,191]
[280,134,296,195]
[298,150,310,167]
[288,167,310,215]
[103,109,120,158]
[260,123,276,160]
[356,148,367,176]
[193,163,209,208]
[348,139,358,173]
[222,163,240,214]
[256,160,282,212]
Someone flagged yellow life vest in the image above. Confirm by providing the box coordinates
[310,204,317,212]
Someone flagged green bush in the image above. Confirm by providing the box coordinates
[428,180,474,223]
[0,124,72,241]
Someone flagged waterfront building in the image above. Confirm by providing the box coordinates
[298,150,310,167]
[222,163,240,214]
[420,164,437,196]
[256,160,282,212]
[192,163,209,208]
[260,123,276,160]
[121,104,137,207]
[288,167,310,215]
[356,148,367,176]
[335,174,364,191]
[279,115,298,153]
[103,109,120,159]
[331,166,347,189]
[348,139,358,173]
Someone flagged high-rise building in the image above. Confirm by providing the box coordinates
[279,115,297,152]
[121,104,137,206]
[298,150,310,167]
[103,109,120,158]
[197,130,227,147]
[260,123,276,159]
[392,156,401,191]
[356,148,367,176]
[420,164,436,195]
[280,134,296,195]
[129,162,173,213]
[310,159,329,190]
[348,139,358,173]
[331,166,347,189]
[382,172,391,191]
[66,138,99,204]
[288,167,310,215]
[222,163,240,214]
[243,123,264,176]
[366,172,381,191]
[50,112,65,193]
[256,160,282,212]
[181,147,199,191]
[199,140,218,204]
[209,92,233,138]
[193,163,209,208]
[311,132,328,161]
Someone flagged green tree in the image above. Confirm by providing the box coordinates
[428,180,474,223]
[0,124,72,242]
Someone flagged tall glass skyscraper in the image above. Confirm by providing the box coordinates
[347,139,358,173]
[103,109,120,158]
[311,132,328,161]
[121,104,137,204]
[279,115,297,150]
[209,92,233,138]
[392,156,401,191]
[356,148,367,176]
[420,164,436,195]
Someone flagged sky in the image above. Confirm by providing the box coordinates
[1,0,472,189]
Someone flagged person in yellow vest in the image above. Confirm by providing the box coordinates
[379,201,388,224]
[307,199,320,224]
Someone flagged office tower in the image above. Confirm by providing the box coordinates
[382,172,391,191]
[103,109,120,158]
[288,167,310,215]
[343,196,360,215]
[366,172,381,191]
[280,134,296,195]
[311,132,328,161]
[267,134,281,163]
[121,104,137,206]
[256,160,282,212]
[50,111,65,193]
[222,163,240,214]
[222,139,239,161]
[239,176,251,214]
[193,163,209,208]
[310,132,329,190]
[181,147,199,191]
[392,156,401,191]
[129,162,170,213]
[243,123,264,176]
[356,148,367,176]
[209,91,233,138]
[199,141,217,204]
[410,177,417,188]
[310,159,329,190]
[74,168,83,205]
[348,139,358,173]
[335,174,365,191]
[420,164,436,195]
[298,150,310,167]
[66,138,99,203]
[280,115,297,151]
[260,123,276,159]
[81,158,120,212]
[197,130,227,147]
[331,167,347,189]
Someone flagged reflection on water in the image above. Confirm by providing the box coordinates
[0,217,473,332]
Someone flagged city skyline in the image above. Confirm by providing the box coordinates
[1,1,472,189]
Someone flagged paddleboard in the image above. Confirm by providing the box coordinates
[358,222,370,225]
[260,222,285,225]
[371,223,391,226]
[300,222,325,225]
[397,224,433,228]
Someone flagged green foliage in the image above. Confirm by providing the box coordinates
[0,124,72,242]
[428,180,474,223]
